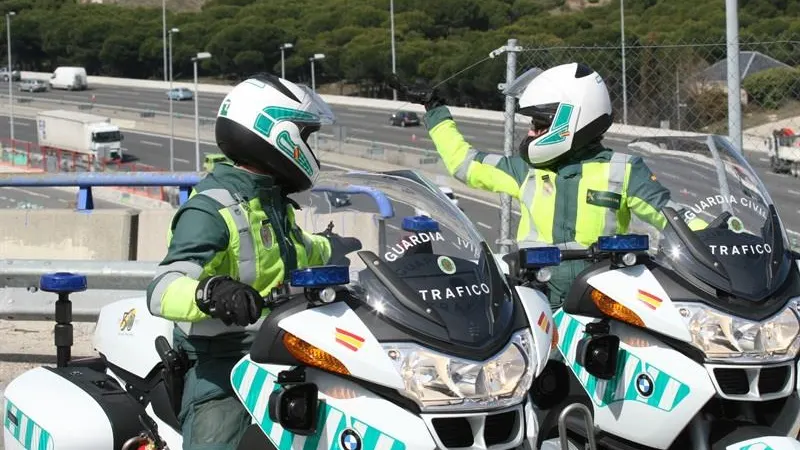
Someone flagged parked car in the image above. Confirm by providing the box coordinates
[327,192,352,208]
[18,79,48,93]
[167,87,194,101]
[0,67,21,82]
[389,110,420,127]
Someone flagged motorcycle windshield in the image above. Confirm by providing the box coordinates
[300,170,516,349]
[626,135,792,302]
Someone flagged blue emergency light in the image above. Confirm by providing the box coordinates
[597,234,650,253]
[40,272,88,293]
[522,247,562,268]
[401,215,440,233]
[290,265,350,288]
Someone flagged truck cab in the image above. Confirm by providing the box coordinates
[90,124,124,160]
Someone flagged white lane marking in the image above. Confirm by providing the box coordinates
[140,140,164,147]
[387,223,400,231]
[137,102,160,107]
[2,186,50,199]
[13,122,30,127]
[789,190,800,196]
[174,157,190,164]
[485,130,505,136]
[660,172,680,179]
[759,157,770,162]
[338,112,369,119]
[351,128,375,134]
[477,221,492,230]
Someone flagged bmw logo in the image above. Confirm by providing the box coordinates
[636,374,654,397]
[340,428,362,450]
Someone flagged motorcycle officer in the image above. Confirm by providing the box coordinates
[407,62,687,310]
[146,73,361,450]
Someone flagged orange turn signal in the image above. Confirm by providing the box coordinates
[590,289,645,328]
[282,332,350,376]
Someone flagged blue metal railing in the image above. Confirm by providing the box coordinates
[0,172,397,217]
[0,172,203,210]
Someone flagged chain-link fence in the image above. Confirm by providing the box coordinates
[513,35,800,159]
[492,35,800,250]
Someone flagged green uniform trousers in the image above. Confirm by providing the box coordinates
[173,327,254,450]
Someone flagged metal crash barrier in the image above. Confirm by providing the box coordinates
[0,180,394,321]
[0,171,202,210]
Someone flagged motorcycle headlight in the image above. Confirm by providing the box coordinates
[382,329,536,412]
[675,301,800,363]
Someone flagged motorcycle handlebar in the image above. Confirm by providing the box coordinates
[559,249,595,261]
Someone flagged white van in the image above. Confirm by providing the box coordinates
[49,66,88,91]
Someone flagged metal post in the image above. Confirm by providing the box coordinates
[281,47,286,79]
[390,0,397,101]
[168,29,177,172]
[311,57,317,149]
[676,68,681,131]
[6,12,14,143]
[193,59,199,171]
[620,0,628,125]
[162,0,167,82]
[500,38,519,254]
[725,0,742,153]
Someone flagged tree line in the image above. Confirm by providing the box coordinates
[1,0,798,116]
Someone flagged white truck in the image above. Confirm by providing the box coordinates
[36,110,124,161]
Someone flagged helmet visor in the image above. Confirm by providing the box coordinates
[503,67,544,98]
[296,84,336,126]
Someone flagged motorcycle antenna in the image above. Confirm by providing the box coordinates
[387,53,494,111]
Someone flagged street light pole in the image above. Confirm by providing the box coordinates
[620,0,628,125]
[280,43,293,79]
[192,51,211,172]
[162,0,167,82]
[390,0,397,101]
[168,27,179,172]
[309,53,325,149]
[6,11,15,143]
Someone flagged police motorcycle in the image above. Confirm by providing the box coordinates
[500,135,800,450]
[3,169,582,450]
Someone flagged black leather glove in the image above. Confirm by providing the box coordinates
[195,276,264,326]
[315,223,362,265]
[388,74,446,111]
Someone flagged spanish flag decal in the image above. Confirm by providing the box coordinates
[637,290,663,310]
[335,327,365,352]
[537,312,551,334]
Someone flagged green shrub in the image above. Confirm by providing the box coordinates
[743,67,800,110]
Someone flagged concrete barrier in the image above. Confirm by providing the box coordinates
[0,208,139,260]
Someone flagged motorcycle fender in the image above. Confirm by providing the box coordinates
[514,286,554,377]
[726,436,800,450]
[230,357,435,449]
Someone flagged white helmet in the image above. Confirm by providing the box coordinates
[512,63,613,168]
[215,73,335,193]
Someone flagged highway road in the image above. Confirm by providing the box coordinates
[0,115,518,244]
[2,80,800,244]
[0,118,122,210]
[2,80,517,152]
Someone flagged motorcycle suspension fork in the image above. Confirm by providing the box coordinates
[688,415,711,450]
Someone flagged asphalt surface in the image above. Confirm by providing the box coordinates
[2,79,515,152]
[2,79,799,242]
[0,118,123,210]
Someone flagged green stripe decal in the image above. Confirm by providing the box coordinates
[554,309,691,412]
[230,359,407,449]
